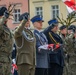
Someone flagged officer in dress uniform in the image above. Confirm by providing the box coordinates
[0,7,14,75]
[14,12,36,75]
[31,15,50,75]
[43,19,64,75]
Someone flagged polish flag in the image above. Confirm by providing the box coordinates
[62,0,76,13]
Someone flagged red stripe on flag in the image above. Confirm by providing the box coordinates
[63,0,76,10]
[64,1,75,7]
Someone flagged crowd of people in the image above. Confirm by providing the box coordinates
[0,6,76,75]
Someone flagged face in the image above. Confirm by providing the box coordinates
[25,19,30,27]
[0,16,2,18]
[33,21,43,30]
[0,16,8,24]
[68,30,73,34]
[60,28,67,34]
[51,25,58,32]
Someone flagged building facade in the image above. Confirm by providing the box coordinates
[0,0,29,30]
[29,0,68,29]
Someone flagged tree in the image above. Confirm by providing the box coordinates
[57,12,76,27]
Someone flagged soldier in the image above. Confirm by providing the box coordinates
[14,12,36,75]
[43,19,64,75]
[65,25,76,75]
[0,7,14,75]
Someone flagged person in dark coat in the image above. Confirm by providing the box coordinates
[43,19,65,75]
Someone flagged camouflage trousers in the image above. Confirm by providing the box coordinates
[68,54,76,75]
[63,56,76,75]
[63,62,69,75]
[63,63,76,75]
[0,62,12,75]
[68,63,76,75]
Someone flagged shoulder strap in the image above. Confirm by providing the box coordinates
[49,32,58,44]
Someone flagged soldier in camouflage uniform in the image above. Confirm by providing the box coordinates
[0,7,13,75]
[65,25,76,75]
[60,25,76,75]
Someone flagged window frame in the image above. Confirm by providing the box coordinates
[13,8,21,24]
[35,6,43,17]
[51,5,59,19]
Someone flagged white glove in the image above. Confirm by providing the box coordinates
[38,44,48,50]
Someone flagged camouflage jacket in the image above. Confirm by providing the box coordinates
[65,33,76,54]
[60,33,76,53]
[0,16,14,62]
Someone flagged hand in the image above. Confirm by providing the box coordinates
[19,12,29,21]
[38,44,48,50]
[48,44,54,48]
[55,44,60,49]
[48,44,60,51]
[4,10,9,18]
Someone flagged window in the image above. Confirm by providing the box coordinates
[35,7,43,16]
[13,9,21,23]
[51,5,59,18]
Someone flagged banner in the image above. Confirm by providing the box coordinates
[62,0,76,13]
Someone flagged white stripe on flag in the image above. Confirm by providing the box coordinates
[62,0,76,13]
[66,5,74,13]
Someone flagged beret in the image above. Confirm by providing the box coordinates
[19,12,29,21]
[0,7,7,16]
[68,25,76,30]
[59,25,67,30]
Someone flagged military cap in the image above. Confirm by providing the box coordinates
[48,19,58,29]
[59,25,67,30]
[19,12,29,21]
[68,25,76,30]
[0,7,7,16]
[31,15,44,23]
[48,18,58,25]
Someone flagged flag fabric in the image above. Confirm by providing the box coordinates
[11,64,18,74]
[66,5,74,13]
[11,59,18,74]
[62,0,76,13]
[38,44,60,51]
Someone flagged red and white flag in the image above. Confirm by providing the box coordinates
[62,0,76,13]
